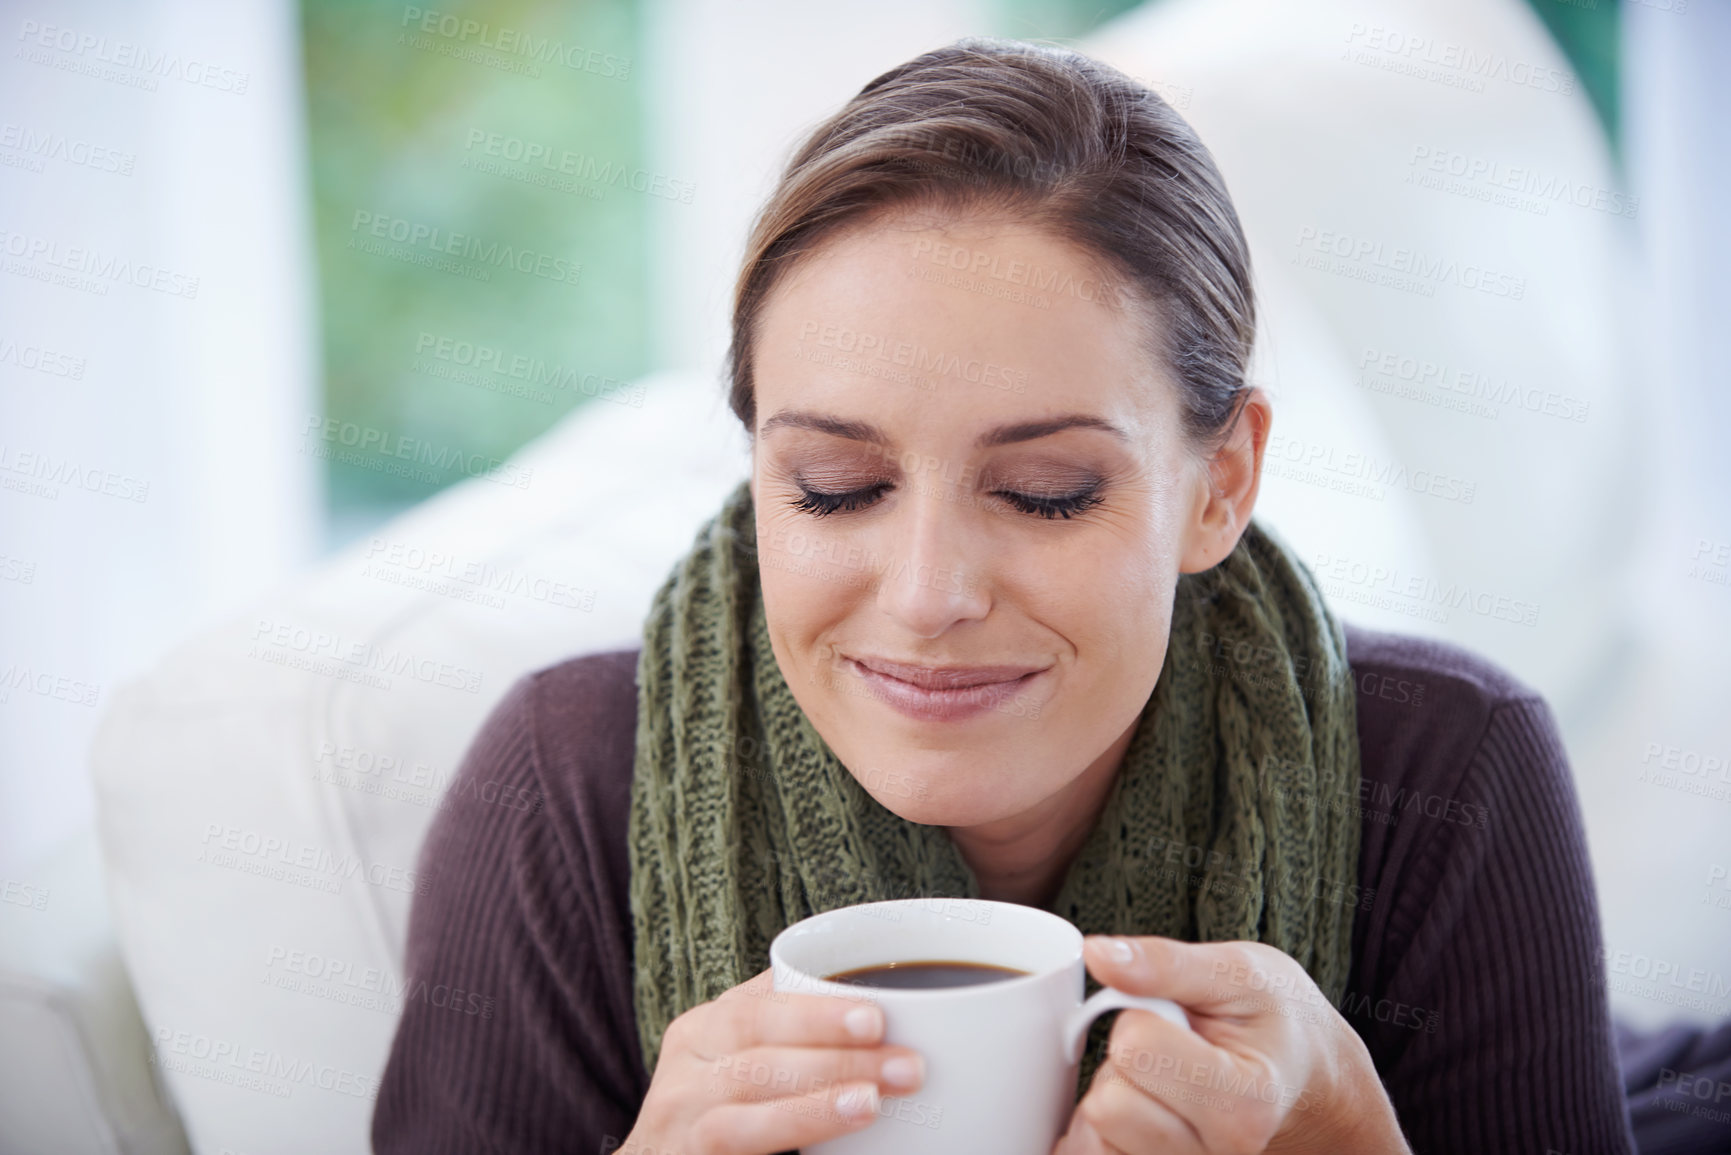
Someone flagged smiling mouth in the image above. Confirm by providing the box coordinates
[843,655,1047,691]
[836,656,1046,723]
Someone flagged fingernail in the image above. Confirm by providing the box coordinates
[834,1082,879,1120]
[844,1004,882,1041]
[881,1053,923,1091]
[1088,935,1136,965]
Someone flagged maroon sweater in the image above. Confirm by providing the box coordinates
[372,623,1638,1153]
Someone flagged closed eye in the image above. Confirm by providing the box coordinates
[788,482,1105,520]
[994,487,1105,519]
[789,481,893,517]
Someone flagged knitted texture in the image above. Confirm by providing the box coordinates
[628,478,1361,1094]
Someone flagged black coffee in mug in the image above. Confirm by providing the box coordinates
[774,900,1192,1155]
[824,959,1030,989]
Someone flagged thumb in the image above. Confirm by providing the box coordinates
[1083,936,1296,1017]
[1053,1114,1108,1155]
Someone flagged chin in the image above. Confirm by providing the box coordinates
[862,790,1003,829]
[846,752,1033,828]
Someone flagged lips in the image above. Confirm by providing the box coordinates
[846,655,1046,690]
[838,655,1048,724]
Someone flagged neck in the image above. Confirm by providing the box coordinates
[946,719,1137,908]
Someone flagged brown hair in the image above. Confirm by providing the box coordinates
[725,36,1257,454]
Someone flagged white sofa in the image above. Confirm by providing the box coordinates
[86,371,752,1154]
[14,1,1644,1152]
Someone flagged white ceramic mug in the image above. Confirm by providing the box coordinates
[768,897,1190,1155]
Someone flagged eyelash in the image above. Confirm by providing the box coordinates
[790,482,893,517]
[788,481,1105,520]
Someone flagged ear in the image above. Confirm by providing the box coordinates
[1177,388,1271,574]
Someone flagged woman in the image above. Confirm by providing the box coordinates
[373,38,1633,1154]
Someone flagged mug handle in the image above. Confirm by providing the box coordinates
[1062,987,1191,1066]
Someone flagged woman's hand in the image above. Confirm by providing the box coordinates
[622,967,925,1155]
[1053,936,1412,1155]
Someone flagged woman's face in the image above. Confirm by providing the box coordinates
[750,210,1253,829]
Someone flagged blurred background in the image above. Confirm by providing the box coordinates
[1,0,1727,1151]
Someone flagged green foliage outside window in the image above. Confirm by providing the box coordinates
[301,0,648,540]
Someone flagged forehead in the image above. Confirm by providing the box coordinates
[753,212,1175,438]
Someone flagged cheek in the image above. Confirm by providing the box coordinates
[754,510,871,663]
[757,517,815,619]
[1017,517,1176,654]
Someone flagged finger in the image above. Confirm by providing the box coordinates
[1075,1063,1206,1155]
[705,1043,925,1102]
[697,970,886,1052]
[1082,936,1316,1019]
[695,1079,883,1154]
[719,965,875,1014]
[1099,1006,1291,1148]
[1053,1114,1116,1155]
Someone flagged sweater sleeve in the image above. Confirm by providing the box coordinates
[1362,696,1636,1154]
[371,668,644,1154]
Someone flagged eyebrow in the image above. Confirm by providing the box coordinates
[758,408,1131,449]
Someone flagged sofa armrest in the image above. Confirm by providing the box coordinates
[0,825,191,1155]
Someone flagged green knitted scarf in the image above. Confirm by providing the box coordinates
[628,478,1361,1092]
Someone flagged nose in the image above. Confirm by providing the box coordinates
[874,483,991,638]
